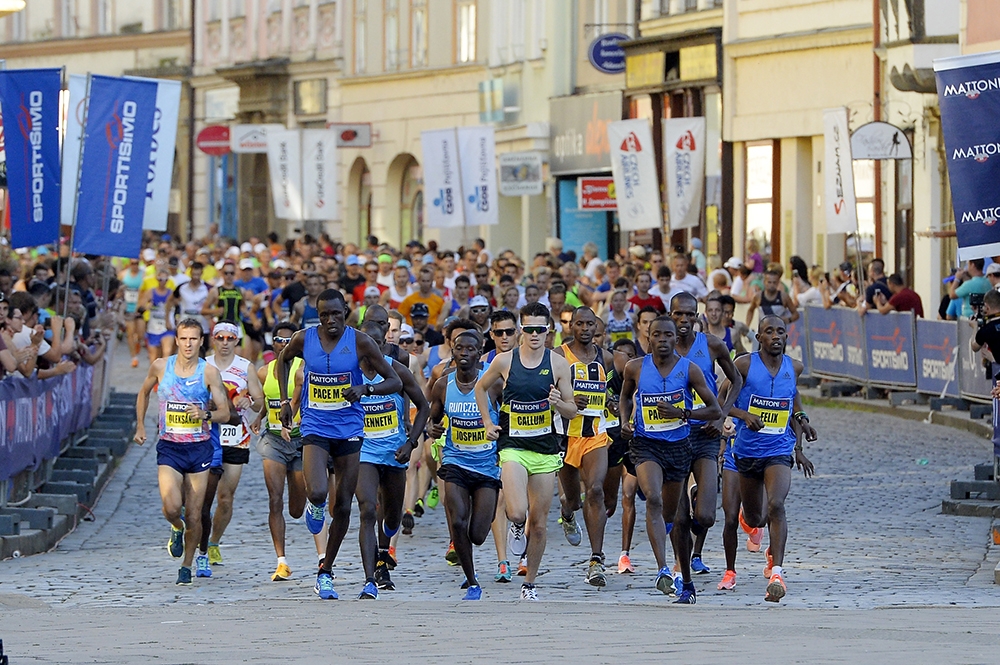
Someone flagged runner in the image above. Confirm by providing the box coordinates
[168,261,210,335]
[292,273,324,329]
[137,269,176,362]
[277,289,403,600]
[619,316,722,603]
[745,268,799,326]
[120,259,145,367]
[703,295,734,354]
[474,301,580,600]
[554,307,614,586]
[428,330,502,599]
[603,289,636,346]
[201,261,250,346]
[634,306,660,356]
[133,318,230,585]
[726,315,816,602]
[601,338,639,574]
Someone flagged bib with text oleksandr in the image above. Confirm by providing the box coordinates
[507,399,552,437]
[450,415,492,451]
[573,378,607,418]
[164,401,202,437]
[747,395,791,435]
[308,373,352,411]
[363,399,400,439]
[640,391,685,432]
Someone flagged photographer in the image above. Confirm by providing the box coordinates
[949,259,991,320]
[973,290,1000,465]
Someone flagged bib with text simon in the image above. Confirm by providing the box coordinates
[573,378,607,418]
[639,391,685,432]
[507,399,552,437]
[747,395,790,435]
[308,373,352,410]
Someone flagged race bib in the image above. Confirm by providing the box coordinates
[691,390,706,411]
[164,401,202,436]
[266,398,284,431]
[219,423,247,448]
[450,415,492,451]
[609,330,632,344]
[639,391,685,432]
[147,314,167,335]
[125,289,139,305]
[507,399,552,437]
[363,398,400,439]
[308,373,352,410]
[747,395,791,435]
[573,378,607,418]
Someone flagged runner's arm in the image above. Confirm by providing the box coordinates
[356,334,403,396]
[204,365,231,425]
[783,291,799,323]
[745,293,759,327]
[427,375,447,439]
[397,360,429,450]
[276,330,306,427]
[619,358,641,438]
[475,351,510,433]
[244,364,266,414]
[687,363,722,423]
[201,288,220,318]
[712,336,743,419]
[134,359,165,445]
[549,352,582,419]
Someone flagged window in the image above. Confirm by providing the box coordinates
[96,0,112,34]
[60,0,76,37]
[593,0,607,27]
[745,142,775,263]
[294,79,328,115]
[354,0,367,73]
[684,0,697,12]
[457,0,476,63]
[267,0,282,13]
[385,0,399,71]
[208,0,221,20]
[411,0,427,66]
[230,0,245,18]
[851,159,876,257]
[10,7,26,41]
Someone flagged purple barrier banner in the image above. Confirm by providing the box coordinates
[915,319,960,398]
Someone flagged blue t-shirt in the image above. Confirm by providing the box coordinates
[235,277,268,296]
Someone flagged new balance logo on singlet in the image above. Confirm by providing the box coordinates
[539,369,550,375]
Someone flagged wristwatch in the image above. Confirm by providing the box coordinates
[366,384,374,396]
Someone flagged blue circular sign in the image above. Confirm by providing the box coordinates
[588,33,628,75]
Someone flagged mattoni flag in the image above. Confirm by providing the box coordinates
[607,119,661,231]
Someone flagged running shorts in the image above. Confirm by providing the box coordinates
[563,433,608,469]
[607,432,627,468]
[146,330,175,347]
[629,436,691,483]
[256,431,303,471]
[303,434,364,459]
[498,448,563,475]
[733,453,793,480]
[157,439,213,475]
[438,463,502,492]
[689,427,722,462]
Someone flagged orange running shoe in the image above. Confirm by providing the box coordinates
[131,357,139,368]
[765,571,786,603]
[617,553,635,574]
[517,556,528,576]
[445,541,459,566]
[763,547,773,578]
[717,569,737,590]
[739,509,763,552]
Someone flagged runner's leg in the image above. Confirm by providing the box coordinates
[579,446,609,557]
[181,471,210,569]
[444,482,476,587]
[524,471,555,585]
[635,461,666,569]
[199,472,220,554]
[322,451,361,571]
[761,464,792,567]
[210,462,244,545]
[356,463,380,580]
[263,459,289,558]
[721,468,742,573]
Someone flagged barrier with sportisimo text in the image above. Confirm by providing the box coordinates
[784,319,811,377]
[914,319,960,398]
[864,311,916,388]
[957,320,993,403]
[803,306,868,383]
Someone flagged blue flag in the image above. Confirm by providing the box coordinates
[73,75,158,258]
[0,69,62,249]
[934,52,1000,261]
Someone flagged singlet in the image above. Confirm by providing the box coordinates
[302,299,320,329]
[561,344,607,438]
[443,369,501,479]
[733,353,797,459]
[176,281,209,332]
[424,345,443,380]
[207,354,254,449]
[360,355,407,468]
[605,312,635,345]
[262,356,304,437]
[271,287,291,321]
[300,326,364,439]
[122,270,143,314]
[681,332,717,424]
[218,286,243,324]
[147,289,170,335]
[632,354,692,443]
[157,356,211,443]
[760,291,788,321]
[604,369,623,433]
[388,284,412,310]
[498,349,559,455]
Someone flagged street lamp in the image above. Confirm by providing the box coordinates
[0,1,25,19]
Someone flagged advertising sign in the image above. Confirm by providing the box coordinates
[823,107,859,235]
[663,116,705,230]
[420,128,465,228]
[607,118,661,232]
[864,311,917,387]
[914,319,960,397]
[457,125,498,226]
[499,152,543,196]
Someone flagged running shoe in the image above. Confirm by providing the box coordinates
[763,547,774,578]
[207,544,223,566]
[739,509,763,552]
[385,548,398,570]
[167,527,184,559]
[463,584,483,600]
[717,569,737,590]
[195,554,212,578]
[401,511,415,535]
[673,572,684,596]
[358,581,379,600]
[413,499,425,517]
[618,553,635,574]
[305,500,327,535]
[426,486,440,509]
[559,513,582,546]
[586,559,607,587]
[271,562,291,581]
[176,566,193,586]
[690,555,711,575]
[655,566,673,594]
[131,357,139,368]
[495,560,512,583]
[374,560,395,591]
[765,571,786,603]
[520,583,538,601]
[314,571,338,600]
[445,541,460,566]
[507,522,527,561]
[674,581,697,604]
[517,557,528,576]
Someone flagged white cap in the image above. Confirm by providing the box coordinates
[240,242,253,253]
[239,258,255,270]
[363,286,381,298]
[987,263,1000,276]
[724,257,743,270]
[142,248,156,262]
[400,324,415,339]
[254,242,268,254]
[469,295,490,308]
[272,259,289,269]
[225,246,240,258]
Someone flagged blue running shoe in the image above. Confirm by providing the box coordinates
[358,581,378,600]
[305,500,327,535]
[314,572,338,600]
[176,566,192,586]
[690,556,711,575]
[654,566,673,595]
[674,581,697,604]
[167,527,184,559]
[195,554,212,578]
[672,572,684,596]
[463,585,483,600]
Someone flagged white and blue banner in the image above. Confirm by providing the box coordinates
[934,51,1000,261]
[73,75,158,258]
[457,125,498,226]
[301,129,338,221]
[60,73,88,228]
[0,68,62,249]
[126,76,181,232]
[265,128,303,221]
[421,128,465,228]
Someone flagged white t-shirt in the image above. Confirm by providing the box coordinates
[670,274,708,299]
[707,269,732,290]
[649,284,684,310]
[795,286,824,307]
[731,276,746,297]
[584,257,605,281]
[12,327,51,356]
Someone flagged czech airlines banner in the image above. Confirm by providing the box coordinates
[301,129,338,221]
[607,119,661,231]
[73,75,158,258]
[457,125,498,226]
[125,76,181,232]
[822,107,858,235]
[265,128,303,221]
[663,117,705,230]
[934,51,1000,261]
[0,68,62,249]
[60,74,87,228]
[421,128,465,228]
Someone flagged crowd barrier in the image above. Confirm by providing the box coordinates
[799,305,992,403]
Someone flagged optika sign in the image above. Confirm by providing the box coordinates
[16,90,46,223]
[107,101,139,234]
[942,77,1000,99]
[959,206,1000,226]
[951,142,1000,162]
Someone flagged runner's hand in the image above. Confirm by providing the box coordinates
[395,441,416,464]
[279,403,294,429]
[343,385,365,402]
[742,413,764,431]
[802,422,818,442]
[185,403,203,419]
[795,449,814,478]
[656,401,684,420]
[607,397,620,417]
[574,393,590,411]
[426,420,445,440]
[134,424,146,446]
[701,417,726,438]
[548,385,564,405]
[620,419,634,440]
[485,423,502,441]
[249,414,262,435]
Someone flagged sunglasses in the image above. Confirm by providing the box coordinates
[223,271,235,276]
[214,335,238,342]
[492,328,516,337]
[413,339,425,346]
[273,336,291,344]
[400,337,414,344]
[522,326,548,335]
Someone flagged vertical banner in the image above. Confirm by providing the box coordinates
[420,128,465,228]
[73,75,158,258]
[126,76,181,232]
[663,116,705,230]
[60,73,87,227]
[607,119,661,231]
[301,129,338,221]
[823,107,858,235]
[457,125,498,226]
[934,52,1000,261]
[0,68,62,248]
[265,128,303,221]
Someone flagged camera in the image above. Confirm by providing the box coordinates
[971,292,986,327]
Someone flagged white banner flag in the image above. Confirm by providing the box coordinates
[266,129,303,221]
[823,107,858,235]
[126,76,181,231]
[457,125,498,226]
[607,119,662,231]
[301,129,338,221]
[60,73,87,226]
[420,128,465,228]
[663,117,705,230]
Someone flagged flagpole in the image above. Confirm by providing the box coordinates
[55,65,65,258]
[62,73,91,322]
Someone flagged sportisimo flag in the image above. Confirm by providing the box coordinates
[0,68,62,249]
[301,129,338,221]
[457,125,498,226]
[663,117,705,230]
[607,119,661,231]
[126,76,181,232]
[265,128,303,221]
[73,75,158,258]
[60,73,87,228]
[934,51,1000,261]
[823,107,859,235]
